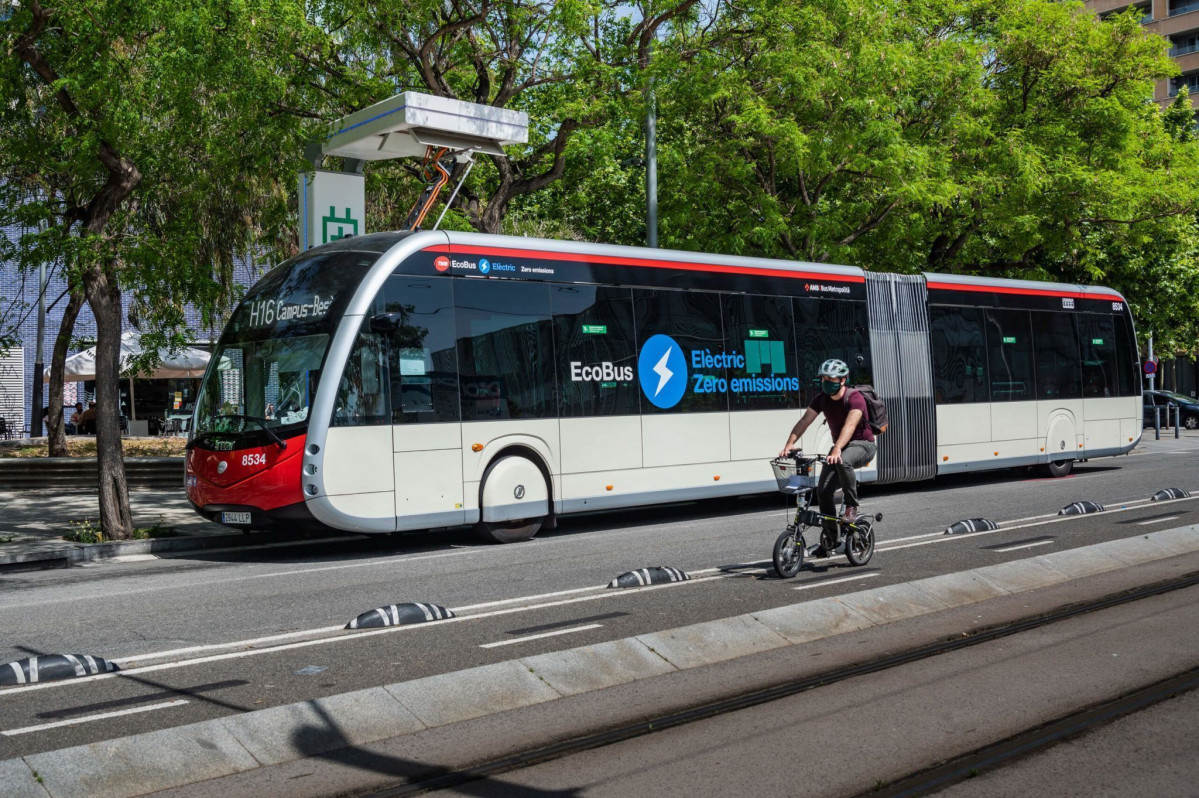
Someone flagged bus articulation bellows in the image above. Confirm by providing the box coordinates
[185,231,1141,542]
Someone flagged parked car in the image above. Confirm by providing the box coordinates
[1143,390,1199,430]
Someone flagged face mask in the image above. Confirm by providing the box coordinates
[821,379,842,396]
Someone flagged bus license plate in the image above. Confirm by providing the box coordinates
[222,511,252,525]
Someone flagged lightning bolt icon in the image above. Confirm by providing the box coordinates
[652,346,674,397]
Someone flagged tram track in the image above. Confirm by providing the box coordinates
[359,569,1199,798]
[859,666,1199,798]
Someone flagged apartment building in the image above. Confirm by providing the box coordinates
[1089,0,1199,110]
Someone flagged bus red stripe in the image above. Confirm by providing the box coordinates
[926,280,1123,302]
[422,245,866,284]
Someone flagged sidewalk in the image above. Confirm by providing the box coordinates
[0,487,250,567]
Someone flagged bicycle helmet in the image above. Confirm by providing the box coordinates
[817,358,850,379]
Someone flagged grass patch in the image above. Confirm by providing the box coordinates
[0,436,187,458]
[132,518,175,539]
[63,518,103,543]
[63,517,175,543]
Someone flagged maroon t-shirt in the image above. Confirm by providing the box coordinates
[809,389,875,443]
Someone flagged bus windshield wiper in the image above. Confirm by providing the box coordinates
[236,415,288,450]
[187,415,287,451]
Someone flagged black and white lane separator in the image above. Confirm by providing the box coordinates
[944,518,1000,535]
[1,655,118,687]
[1152,488,1191,501]
[608,566,691,589]
[1059,500,1105,516]
[346,602,455,630]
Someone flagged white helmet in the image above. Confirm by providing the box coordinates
[818,358,850,379]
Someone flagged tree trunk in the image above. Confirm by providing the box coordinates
[84,266,132,540]
[46,290,83,457]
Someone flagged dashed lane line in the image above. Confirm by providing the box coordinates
[792,573,879,590]
[1138,516,1181,526]
[1,699,189,736]
[479,624,604,649]
[992,540,1055,553]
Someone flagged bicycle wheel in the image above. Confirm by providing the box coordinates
[845,518,875,566]
[773,528,804,578]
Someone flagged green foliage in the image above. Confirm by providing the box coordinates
[64,518,103,544]
[0,0,311,342]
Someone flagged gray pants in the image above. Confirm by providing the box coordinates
[818,440,877,536]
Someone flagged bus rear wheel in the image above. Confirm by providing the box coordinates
[1040,459,1073,478]
[478,518,543,544]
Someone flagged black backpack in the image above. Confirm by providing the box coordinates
[848,385,889,435]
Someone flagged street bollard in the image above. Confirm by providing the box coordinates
[1172,403,1180,439]
[1154,405,1161,440]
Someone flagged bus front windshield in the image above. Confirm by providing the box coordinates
[194,247,382,439]
[196,335,329,432]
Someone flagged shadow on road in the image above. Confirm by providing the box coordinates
[293,700,582,797]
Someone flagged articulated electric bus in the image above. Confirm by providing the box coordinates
[185,231,1142,542]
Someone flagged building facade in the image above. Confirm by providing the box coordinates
[1088,0,1199,113]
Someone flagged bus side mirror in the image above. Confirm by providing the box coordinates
[369,312,404,333]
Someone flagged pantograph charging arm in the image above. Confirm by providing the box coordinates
[403,146,456,231]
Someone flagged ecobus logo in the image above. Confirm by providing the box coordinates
[570,362,634,382]
[637,334,688,409]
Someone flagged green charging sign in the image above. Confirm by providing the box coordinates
[748,329,769,339]
[1092,338,1104,345]
[582,324,607,335]
[1002,336,1017,344]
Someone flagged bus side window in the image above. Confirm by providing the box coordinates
[331,319,390,426]
[454,280,555,420]
[794,297,872,407]
[984,309,1035,402]
[1113,315,1139,396]
[552,286,639,417]
[1077,313,1118,398]
[1030,311,1082,400]
[382,276,460,424]
[929,305,988,404]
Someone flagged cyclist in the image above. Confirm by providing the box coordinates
[778,359,877,550]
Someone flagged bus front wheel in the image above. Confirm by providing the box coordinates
[1040,459,1073,478]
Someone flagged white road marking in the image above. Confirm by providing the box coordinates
[0,573,735,696]
[1137,516,1180,526]
[1,699,189,736]
[992,540,1055,553]
[792,573,879,590]
[878,492,1199,553]
[453,583,609,612]
[108,554,160,563]
[479,623,604,649]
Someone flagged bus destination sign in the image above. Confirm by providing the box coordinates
[247,294,333,328]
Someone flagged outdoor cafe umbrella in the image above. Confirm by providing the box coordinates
[43,331,211,420]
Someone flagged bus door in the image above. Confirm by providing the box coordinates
[381,276,465,530]
[864,273,937,483]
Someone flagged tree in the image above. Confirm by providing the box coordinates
[0,1,309,537]
[644,0,1199,347]
[295,0,706,233]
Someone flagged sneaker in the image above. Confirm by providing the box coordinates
[844,505,858,524]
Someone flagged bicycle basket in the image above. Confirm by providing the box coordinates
[772,459,817,493]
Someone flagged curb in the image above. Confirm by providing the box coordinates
[4,526,1198,798]
[0,529,357,569]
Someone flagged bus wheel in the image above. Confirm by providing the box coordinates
[1040,460,1073,478]
[478,518,542,544]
